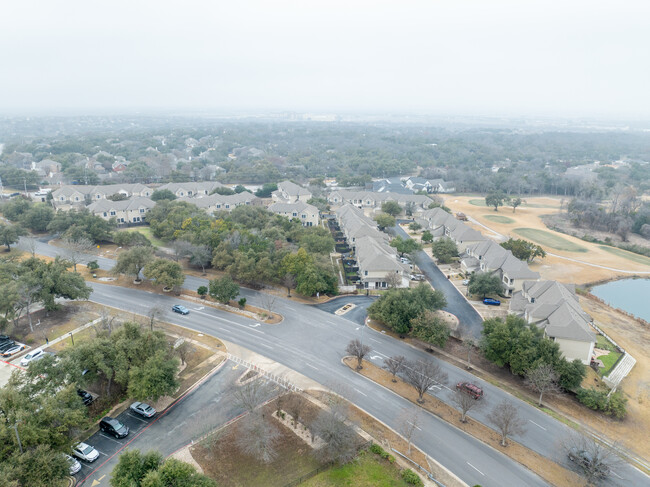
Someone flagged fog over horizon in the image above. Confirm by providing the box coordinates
[1,0,649,120]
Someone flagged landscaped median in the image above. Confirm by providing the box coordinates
[342,357,585,487]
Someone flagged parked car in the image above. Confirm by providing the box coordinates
[0,334,11,343]
[456,382,484,399]
[0,341,16,353]
[64,453,82,475]
[99,416,129,438]
[20,348,44,366]
[400,257,411,264]
[410,274,425,281]
[462,279,470,285]
[171,304,190,315]
[72,442,99,462]
[483,298,501,306]
[130,401,156,418]
[1,344,26,357]
[77,389,94,406]
[568,447,610,478]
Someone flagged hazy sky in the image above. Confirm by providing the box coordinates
[1,0,648,118]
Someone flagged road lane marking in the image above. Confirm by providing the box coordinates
[284,306,295,311]
[368,337,380,343]
[467,462,484,476]
[611,470,623,479]
[354,388,368,397]
[126,413,148,423]
[305,363,319,370]
[259,343,273,349]
[372,350,388,358]
[528,419,547,431]
[408,421,422,431]
[369,355,382,360]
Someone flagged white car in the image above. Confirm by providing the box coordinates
[130,401,156,418]
[462,279,470,286]
[72,442,99,463]
[64,453,82,474]
[20,348,44,367]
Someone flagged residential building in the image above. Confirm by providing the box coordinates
[51,183,153,210]
[268,201,319,227]
[509,280,596,364]
[176,191,259,214]
[87,197,156,225]
[327,190,430,210]
[272,180,312,203]
[156,181,226,198]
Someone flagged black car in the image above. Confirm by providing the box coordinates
[0,341,16,353]
[0,335,10,343]
[99,417,129,438]
[77,389,94,406]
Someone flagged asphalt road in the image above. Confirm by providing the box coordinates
[393,225,484,339]
[75,362,272,487]
[30,237,649,487]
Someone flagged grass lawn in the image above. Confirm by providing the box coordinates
[117,226,166,248]
[469,199,557,209]
[596,334,617,352]
[468,199,488,207]
[302,451,411,487]
[514,228,588,252]
[597,245,650,266]
[599,350,622,376]
[483,214,515,224]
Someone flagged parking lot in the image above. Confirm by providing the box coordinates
[74,359,279,487]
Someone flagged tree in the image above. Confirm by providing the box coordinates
[111,449,163,487]
[311,407,358,464]
[188,244,212,274]
[197,285,208,298]
[510,197,522,213]
[285,394,307,429]
[175,340,194,366]
[0,445,70,487]
[236,412,281,464]
[421,230,433,243]
[61,236,94,272]
[374,213,396,231]
[232,380,272,413]
[451,388,484,423]
[150,189,177,202]
[20,203,54,232]
[18,235,37,256]
[468,272,503,298]
[171,239,193,262]
[381,200,402,216]
[390,236,422,257]
[383,355,406,382]
[403,359,448,403]
[384,271,402,289]
[128,350,179,401]
[143,259,185,290]
[346,339,371,370]
[487,401,526,446]
[111,451,215,487]
[0,223,26,251]
[431,237,458,264]
[410,310,451,347]
[555,359,586,391]
[500,238,546,263]
[255,183,278,198]
[525,363,561,406]
[562,433,621,484]
[147,305,165,331]
[113,231,152,247]
[409,222,421,232]
[404,201,416,217]
[397,408,421,454]
[485,192,509,211]
[282,273,296,297]
[113,246,155,282]
[459,329,476,369]
[259,291,276,317]
[209,275,239,304]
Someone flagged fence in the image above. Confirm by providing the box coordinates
[227,353,303,392]
[391,447,446,487]
[282,440,372,487]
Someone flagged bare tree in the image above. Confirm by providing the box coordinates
[487,400,526,447]
[311,408,358,464]
[61,236,94,272]
[19,236,37,257]
[458,328,476,369]
[525,363,561,406]
[384,271,401,289]
[95,306,117,336]
[451,388,484,423]
[283,273,296,297]
[563,433,621,485]
[383,355,405,382]
[259,291,276,317]
[175,340,195,366]
[188,244,212,274]
[233,379,272,414]
[403,359,448,404]
[147,304,165,331]
[17,281,42,333]
[236,412,281,464]
[397,407,421,455]
[171,239,193,262]
[346,339,371,370]
[285,394,307,429]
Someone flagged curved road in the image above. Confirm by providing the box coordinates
[29,237,649,487]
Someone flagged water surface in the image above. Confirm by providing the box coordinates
[591,278,650,322]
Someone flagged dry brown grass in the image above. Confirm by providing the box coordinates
[343,357,586,487]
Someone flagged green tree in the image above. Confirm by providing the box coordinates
[500,238,546,263]
[113,231,153,247]
[47,208,115,243]
[411,310,451,347]
[113,246,155,281]
[374,213,396,231]
[255,183,278,198]
[19,257,91,311]
[111,450,215,487]
[485,192,509,212]
[431,237,458,263]
[381,200,402,216]
[110,449,163,487]
[421,230,433,243]
[555,358,586,391]
[128,350,179,401]
[468,272,503,298]
[510,197,523,213]
[0,223,26,251]
[0,445,70,487]
[20,203,54,231]
[408,222,421,232]
[209,275,240,304]
[2,198,32,221]
[143,259,185,290]
[150,189,177,202]
[390,236,422,257]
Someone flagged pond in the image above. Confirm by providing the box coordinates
[591,278,650,322]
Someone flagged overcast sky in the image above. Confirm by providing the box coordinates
[1,0,648,118]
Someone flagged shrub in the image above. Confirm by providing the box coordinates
[197,286,208,297]
[576,388,627,418]
[87,260,100,271]
[370,443,386,455]
[238,297,247,308]
[401,469,423,486]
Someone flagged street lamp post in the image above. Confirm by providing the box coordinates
[13,422,23,454]
[69,332,74,346]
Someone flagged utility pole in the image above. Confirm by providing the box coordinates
[23,177,27,197]
[13,422,23,454]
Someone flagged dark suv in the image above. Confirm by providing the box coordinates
[99,417,129,438]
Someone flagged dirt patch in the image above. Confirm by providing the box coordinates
[343,358,584,487]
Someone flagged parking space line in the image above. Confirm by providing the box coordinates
[99,433,124,445]
[126,413,149,423]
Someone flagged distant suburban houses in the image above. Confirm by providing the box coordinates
[176,191,260,214]
[51,184,153,210]
[157,181,226,198]
[327,190,431,209]
[87,197,156,224]
[272,180,313,203]
[268,201,319,227]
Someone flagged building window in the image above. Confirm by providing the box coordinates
[292,212,297,217]
[216,204,221,208]
[225,204,230,209]
[110,211,116,216]
[180,192,184,196]
[60,197,64,201]
[188,191,193,196]
[140,208,145,213]
[97,195,101,198]
[364,270,368,276]
[75,197,79,201]
[382,282,387,288]
[301,214,305,218]
[103,212,107,217]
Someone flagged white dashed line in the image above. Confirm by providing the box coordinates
[528,419,547,431]
[354,388,368,397]
[305,363,319,370]
[467,462,484,476]
[259,343,273,349]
